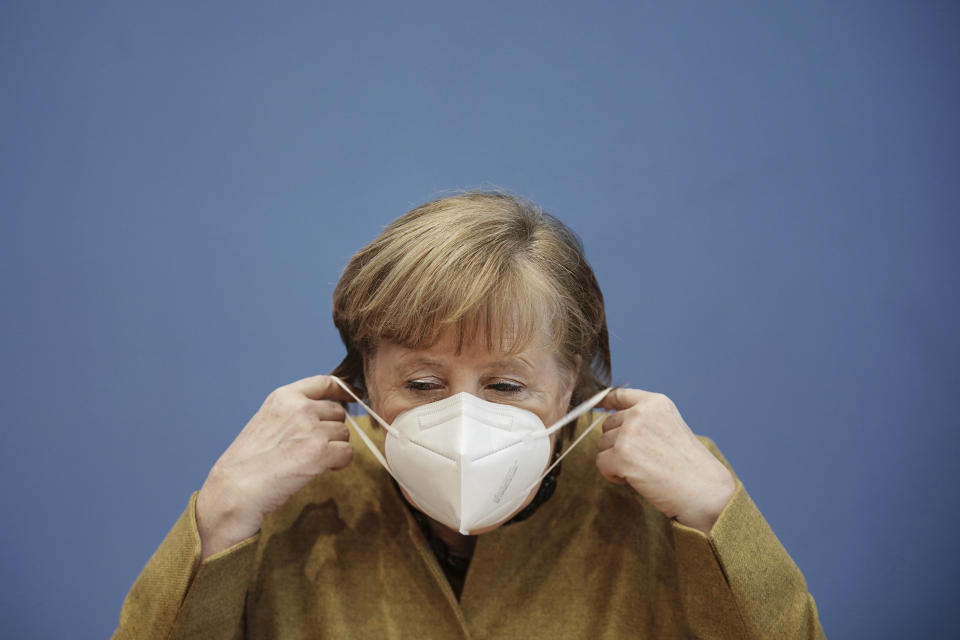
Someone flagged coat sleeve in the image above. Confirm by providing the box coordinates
[670,439,826,640]
[111,491,260,640]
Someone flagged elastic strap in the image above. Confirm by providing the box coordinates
[330,375,611,507]
[543,387,612,436]
[480,409,609,526]
[331,376,395,475]
[331,376,392,431]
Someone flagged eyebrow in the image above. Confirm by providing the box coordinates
[485,356,535,373]
[398,357,448,370]
[397,355,535,374]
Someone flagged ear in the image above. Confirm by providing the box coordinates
[566,354,583,407]
[360,355,374,405]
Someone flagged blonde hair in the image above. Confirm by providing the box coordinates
[331,191,610,405]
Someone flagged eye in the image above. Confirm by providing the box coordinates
[488,380,524,394]
[405,379,442,392]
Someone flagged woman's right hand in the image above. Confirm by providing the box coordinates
[195,375,355,559]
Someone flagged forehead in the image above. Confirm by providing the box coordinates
[375,325,559,372]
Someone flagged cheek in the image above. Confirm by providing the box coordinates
[548,389,576,423]
[372,390,421,424]
[534,402,571,437]
[362,357,396,417]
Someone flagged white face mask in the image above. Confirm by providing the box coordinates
[332,377,611,534]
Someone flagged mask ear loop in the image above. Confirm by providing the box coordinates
[331,377,436,520]
[479,387,613,526]
[535,411,607,482]
[525,386,612,488]
[333,377,612,531]
[330,376,396,474]
[542,386,612,437]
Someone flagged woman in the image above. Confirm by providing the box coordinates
[114,192,825,639]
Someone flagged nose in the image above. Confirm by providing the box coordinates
[446,374,483,398]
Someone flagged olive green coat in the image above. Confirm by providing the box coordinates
[113,415,825,639]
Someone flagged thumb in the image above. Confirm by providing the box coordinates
[596,387,654,412]
[289,374,358,402]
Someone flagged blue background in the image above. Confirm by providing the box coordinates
[2,2,958,637]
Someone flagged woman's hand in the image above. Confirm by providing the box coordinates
[596,388,736,535]
[195,375,355,559]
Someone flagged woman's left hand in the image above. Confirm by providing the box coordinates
[596,387,736,535]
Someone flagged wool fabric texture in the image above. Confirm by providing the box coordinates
[113,414,825,639]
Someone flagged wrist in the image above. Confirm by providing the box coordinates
[675,471,736,535]
[197,475,263,559]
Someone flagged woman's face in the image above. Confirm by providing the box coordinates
[364,325,576,533]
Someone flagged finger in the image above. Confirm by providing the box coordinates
[596,427,618,452]
[315,420,350,443]
[597,387,658,412]
[601,410,624,433]
[307,399,348,423]
[278,435,352,475]
[289,374,356,402]
[321,441,355,471]
[595,449,627,485]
